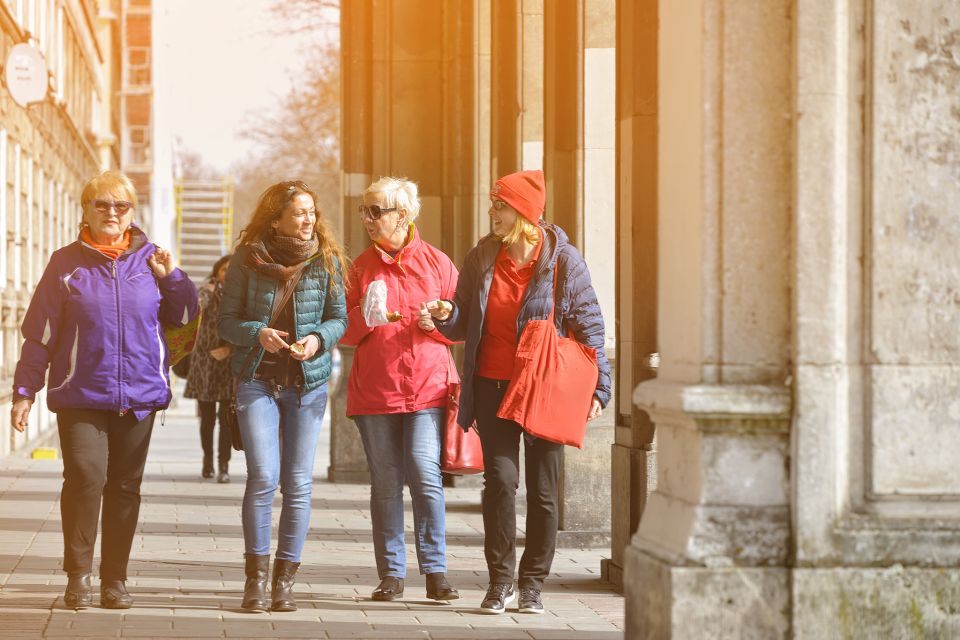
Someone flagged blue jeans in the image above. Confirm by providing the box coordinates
[355,409,447,578]
[237,380,328,561]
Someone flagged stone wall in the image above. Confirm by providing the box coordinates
[625,0,960,636]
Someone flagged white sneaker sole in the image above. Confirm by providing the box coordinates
[518,604,545,614]
[479,590,516,614]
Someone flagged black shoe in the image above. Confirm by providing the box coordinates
[202,455,214,478]
[100,580,133,609]
[64,574,92,610]
[270,558,301,612]
[371,576,404,601]
[241,554,270,613]
[425,572,459,601]
[480,583,515,614]
[518,586,544,613]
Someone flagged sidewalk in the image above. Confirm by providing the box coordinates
[0,401,624,639]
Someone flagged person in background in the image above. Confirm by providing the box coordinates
[9,170,199,610]
[219,180,347,613]
[340,176,460,603]
[184,254,234,483]
[423,170,611,615]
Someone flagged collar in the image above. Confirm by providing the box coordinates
[374,224,420,265]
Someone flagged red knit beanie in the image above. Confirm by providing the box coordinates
[492,170,545,225]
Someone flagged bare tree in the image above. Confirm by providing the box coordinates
[271,0,340,35]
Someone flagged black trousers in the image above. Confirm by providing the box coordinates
[198,400,232,467]
[474,376,564,590]
[57,409,155,580]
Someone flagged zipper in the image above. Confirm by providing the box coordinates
[113,259,126,415]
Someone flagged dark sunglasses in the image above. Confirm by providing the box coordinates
[91,199,133,214]
[358,204,398,221]
[283,180,311,192]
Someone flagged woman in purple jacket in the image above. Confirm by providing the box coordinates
[8,171,199,611]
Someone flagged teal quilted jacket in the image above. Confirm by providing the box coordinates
[218,244,347,391]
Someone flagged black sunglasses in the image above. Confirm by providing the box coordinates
[358,204,398,221]
[91,199,133,214]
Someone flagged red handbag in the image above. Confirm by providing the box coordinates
[441,348,484,474]
[496,269,598,448]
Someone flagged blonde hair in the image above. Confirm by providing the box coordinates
[80,171,138,209]
[501,216,540,247]
[363,176,421,222]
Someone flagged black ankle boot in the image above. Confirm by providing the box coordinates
[271,558,301,612]
[100,579,133,609]
[64,573,92,610]
[241,554,270,612]
[426,572,460,601]
[202,454,214,478]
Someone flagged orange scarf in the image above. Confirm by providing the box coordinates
[81,227,131,260]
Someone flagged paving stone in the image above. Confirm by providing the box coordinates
[0,403,623,638]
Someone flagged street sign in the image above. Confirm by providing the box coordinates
[4,43,48,108]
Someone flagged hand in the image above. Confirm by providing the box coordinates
[10,397,33,433]
[148,247,175,278]
[587,396,602,422]
[417,303,435,332]
[209,346,232,361]
[424,299,452,322]
[289,334,320,361]
[258,328,290,354]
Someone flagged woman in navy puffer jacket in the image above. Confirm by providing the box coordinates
[423,170,610,616]
[10,170,199,611]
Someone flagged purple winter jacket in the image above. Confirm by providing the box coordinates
[13,226,199,421]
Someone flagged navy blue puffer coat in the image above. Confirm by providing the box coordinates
[436,222,611,430]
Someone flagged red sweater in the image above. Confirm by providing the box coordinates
[341,226,459,415]
[475,239,543,380]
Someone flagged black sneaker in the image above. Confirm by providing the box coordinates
[518,586,544,614]
[480,583,516,614]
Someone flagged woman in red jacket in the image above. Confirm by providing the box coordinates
[340,176,460,603]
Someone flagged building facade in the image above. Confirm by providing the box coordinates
[0,0,157,455]
[340,0,960,636]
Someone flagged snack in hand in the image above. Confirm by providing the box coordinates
[386,311,403,322]
[289,342,305,355]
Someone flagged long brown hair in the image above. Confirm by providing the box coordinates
[238,180,349,290]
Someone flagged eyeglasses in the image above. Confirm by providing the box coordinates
[490,199,508,211]
[358,204,398,221]
[90,199,133,214]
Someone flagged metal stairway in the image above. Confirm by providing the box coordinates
[174,178,234,287]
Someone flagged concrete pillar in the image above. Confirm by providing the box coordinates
[542,0,616,547]
[604,0,658,591]
[790,1,960,636]
[624,0,794,636]
[334,0,482,482]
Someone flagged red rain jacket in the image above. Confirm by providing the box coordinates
[341,226,459,416]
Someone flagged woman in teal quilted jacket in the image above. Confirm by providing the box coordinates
[219,180,347,613]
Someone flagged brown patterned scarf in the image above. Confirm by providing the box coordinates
[246,231,320,280]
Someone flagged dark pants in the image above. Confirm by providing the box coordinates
[57,409,155,580]
[474,376,564,590]
[198,400,232,467]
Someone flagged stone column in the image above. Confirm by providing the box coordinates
[334,0,482,482]
[791,1,960,636]
[604,0,658,590]
[624,0,794,635]
[543,0,617,547]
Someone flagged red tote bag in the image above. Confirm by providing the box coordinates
[441,349,484,474]
[496,271,598,448]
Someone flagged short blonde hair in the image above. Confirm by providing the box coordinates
[81,171,139,209]
[501,215,540,246]
[363,176,421,222]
